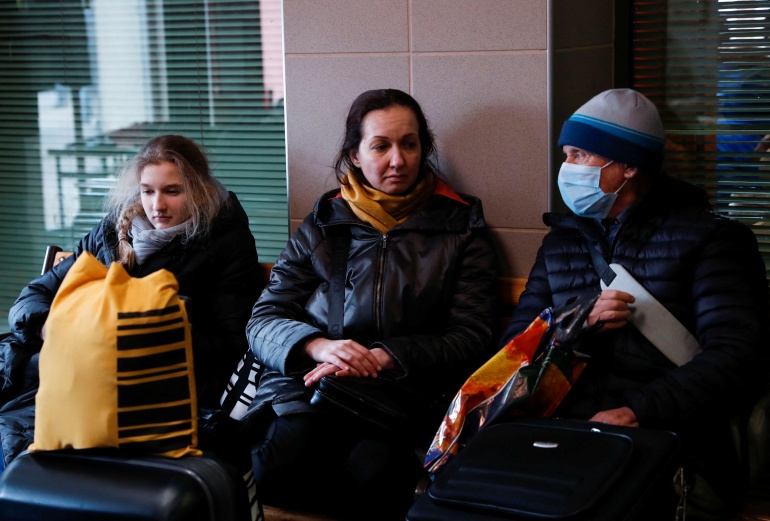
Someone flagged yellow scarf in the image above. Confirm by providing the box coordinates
[340,171,437,233]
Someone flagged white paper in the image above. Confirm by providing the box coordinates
[601,263,701,366]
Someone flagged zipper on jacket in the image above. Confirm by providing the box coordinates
[374,234,388,335]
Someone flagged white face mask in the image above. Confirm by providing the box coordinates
[557,161,627,219]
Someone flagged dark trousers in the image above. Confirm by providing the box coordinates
[250,409,422,520]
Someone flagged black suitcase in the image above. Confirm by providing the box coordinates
[0,450,258,521]
[408,418,680,521]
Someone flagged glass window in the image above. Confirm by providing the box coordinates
[0,0,287,318]
[632,0,770,277]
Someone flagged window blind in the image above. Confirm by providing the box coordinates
[0,0,287,319]
[632,0,770,276]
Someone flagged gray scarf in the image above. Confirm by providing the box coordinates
[129,215,189,265]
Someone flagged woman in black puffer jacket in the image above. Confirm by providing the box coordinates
[246,89,496,520]
[0,134,261,469]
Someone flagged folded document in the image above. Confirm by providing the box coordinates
[601,263,701,366]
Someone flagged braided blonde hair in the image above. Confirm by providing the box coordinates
[104,135,230,268]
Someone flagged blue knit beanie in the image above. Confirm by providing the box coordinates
[557,89,665,173]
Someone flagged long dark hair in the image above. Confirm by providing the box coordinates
[332,89,440,185]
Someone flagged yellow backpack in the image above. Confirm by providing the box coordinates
[30,251,200,458]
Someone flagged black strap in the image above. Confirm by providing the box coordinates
[327,227,350,340]
[548,213,617,286]
[574,226,617,286]
[588,242,616,286]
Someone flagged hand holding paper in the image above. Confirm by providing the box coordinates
[588,290,635,330]
[600,263,701,366]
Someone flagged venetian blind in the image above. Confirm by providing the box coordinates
[0,0,287,318]
[632,0,770,276]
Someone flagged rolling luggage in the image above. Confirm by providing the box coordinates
[408,418,680,521]
[0,449,257,521]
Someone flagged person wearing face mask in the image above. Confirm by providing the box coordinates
[500,89,769,521]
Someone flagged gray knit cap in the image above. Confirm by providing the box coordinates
[557,89,666,172]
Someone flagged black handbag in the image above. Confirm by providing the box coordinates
[309,227,438,443]
[409,418,681,521]
[311,373,438,441]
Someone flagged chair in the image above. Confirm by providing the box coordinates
[40,245,72,275]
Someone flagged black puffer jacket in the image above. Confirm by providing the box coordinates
[2,192,261,409]
[246,185,496,418]
[501,175,769,499]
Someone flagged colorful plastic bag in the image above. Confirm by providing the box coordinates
[424,292,599,474]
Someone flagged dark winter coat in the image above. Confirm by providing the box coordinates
[501,174,769,500]
[246,186,496,421]
[0,192,260,467]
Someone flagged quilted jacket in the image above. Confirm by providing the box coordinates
[502,174,769,501]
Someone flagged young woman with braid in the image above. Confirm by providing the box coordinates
[0,134,261,469]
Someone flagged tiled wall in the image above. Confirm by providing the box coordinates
[283,0,615,278]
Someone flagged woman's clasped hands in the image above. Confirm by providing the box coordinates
[302,337,395,386]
